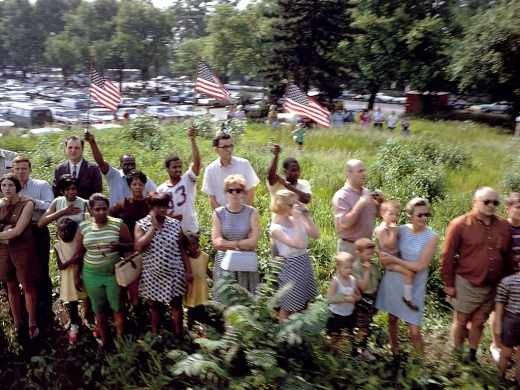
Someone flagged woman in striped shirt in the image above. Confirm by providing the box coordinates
[73,193,133,353]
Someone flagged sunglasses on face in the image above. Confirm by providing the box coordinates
[482,199,499,206]
[413,213,430,218]
[226,188,243,194]
[217,144,234,150]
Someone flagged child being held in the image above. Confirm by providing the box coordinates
[54,218,89,343]
[352,238,382,361]
[374,200,418,312]
[326,252,361,353]
[182,232,212,339]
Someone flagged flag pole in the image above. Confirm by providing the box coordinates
[86,59,93,134]
[277,76,292,144]
[191,56,200,127]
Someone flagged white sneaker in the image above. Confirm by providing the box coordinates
[489,345,501,363]
[361,349,376,361]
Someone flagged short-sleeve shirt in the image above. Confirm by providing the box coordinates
[293,128,306,143]
[496,274,520,315]
[157,167,199,233]
[201,156,260,207]
[332,184,377,240]
[352,258,382,294]
[104,164,157,207]
[267,179,312,200]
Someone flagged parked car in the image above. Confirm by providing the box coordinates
[0,113,15,128]
[341,90,357,99]
[118,97,139,108]
[480,101,511,113]
[169,91,194,104]
[171,105,205,117]
[50,108,93,127]
[86,108,115,123]
[392,97,407,104]
[117,107,139,120]
[375,93,394,103]
[61,98,89,110]
[9,102,53,127]
[449,98,471,110]
[146,106,183,121]
[23,127,65,136]
[136,97,165,107]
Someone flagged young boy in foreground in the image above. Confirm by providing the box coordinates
[352,238,382,361]
[374,200,418,311]
[326,252,361,353]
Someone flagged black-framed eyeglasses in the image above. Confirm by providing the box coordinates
[413,213,430,218]
[482,200,499,206]
[226,188,243,194]
[217,144,234,150]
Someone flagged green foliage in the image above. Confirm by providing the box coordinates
[501,154,520,193]
[127,114,160,142]
[185,117,247,140]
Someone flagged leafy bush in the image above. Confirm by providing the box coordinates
[184,117,247,140]
[501,155,520,193]
[128,114,160,140]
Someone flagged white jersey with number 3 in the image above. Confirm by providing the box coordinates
[157,167,199,233]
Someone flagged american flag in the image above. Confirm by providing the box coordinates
[90,69,121,112]
[196,62,231,102]
[284,83,330,128]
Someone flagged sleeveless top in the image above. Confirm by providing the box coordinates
[56,196,88,225]
[79,216,122,268]
[329,275,356,316]
[122,197,150,239]
[271,221,308,258]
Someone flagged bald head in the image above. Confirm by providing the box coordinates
[345,159,364,175]
[473,186,499,218]
[474,187,498,200]
[345,159,367,189]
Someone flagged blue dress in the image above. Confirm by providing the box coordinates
[375,224,437,326]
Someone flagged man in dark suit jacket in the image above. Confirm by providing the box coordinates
[52,135,102,199]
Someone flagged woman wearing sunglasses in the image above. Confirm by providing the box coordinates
[375,197,438,357]
[211,174,260,302]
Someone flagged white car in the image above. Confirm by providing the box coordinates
[375,93,394,103]
[392,97,407,104]
[23,127,65,136]
[86,108,116,123]
[172,106,205,117]
[145,106,183,121]
[0,113,14,128]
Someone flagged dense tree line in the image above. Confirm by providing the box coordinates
[0,0,519,110]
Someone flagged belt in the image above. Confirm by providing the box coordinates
[341,238,355,243]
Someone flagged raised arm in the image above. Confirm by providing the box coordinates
[84,131,110,175]
[134,214,157,253]
[270,209,307,250]
[300,212,320,239]
[188,126,200,176]
[268,144,281,186]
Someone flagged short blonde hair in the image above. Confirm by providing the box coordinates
[404,197,430,217]
[505,192,520,207]
[270,189,297,215]
[381,200,401,212]
[354,238,375,252]
[223,174,246,193]
[335,252,353,266]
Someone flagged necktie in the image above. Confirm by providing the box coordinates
[73,165,77,178]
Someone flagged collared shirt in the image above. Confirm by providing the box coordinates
[352,258,382,294]
[0,149,19,177]
[201,156,260,207]
[267,178,312,200]
[104,164,157,207]
[332,184,377,240]
[387,115,398,128]
[441,210,512,288]
[68,158,84,178]
[18,177,53,222]
[496,274,520,315]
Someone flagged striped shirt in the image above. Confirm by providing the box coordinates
[79,216,121,267]
[496,274,520,315]
[511,225,520,272]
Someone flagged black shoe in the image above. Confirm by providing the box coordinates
[402,297,419,312]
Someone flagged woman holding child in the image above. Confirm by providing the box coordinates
[270,189,320,323]
[375,197,438,355]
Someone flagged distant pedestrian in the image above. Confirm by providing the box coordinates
[235,105,245,120]
[401,115,411,135]
[292,120,306,152]
[344,111,354,126]
[387,111,398,131]
[372,108,385,129]
[359,110,371,127]
[268,105,278,129]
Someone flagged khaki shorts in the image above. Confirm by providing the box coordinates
[337,240,357,259]
[454,274,496,314]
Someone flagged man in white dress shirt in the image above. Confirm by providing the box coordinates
[202,132,259,209]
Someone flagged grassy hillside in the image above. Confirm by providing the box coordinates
[1,119,518,389]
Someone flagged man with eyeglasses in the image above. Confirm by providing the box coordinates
[441,186,512,363]
[202,132,259,209]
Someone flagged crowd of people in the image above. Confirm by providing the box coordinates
[329,108,411,134]
[1,128,520,384]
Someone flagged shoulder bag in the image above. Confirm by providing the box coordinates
[115,251,143,287]
[221,250,258,272]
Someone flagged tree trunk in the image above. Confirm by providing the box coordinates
[62,67,69,86]
[141,67,149,81]
[367,83,380,110]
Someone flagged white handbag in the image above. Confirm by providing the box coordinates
[221,250,258,272]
